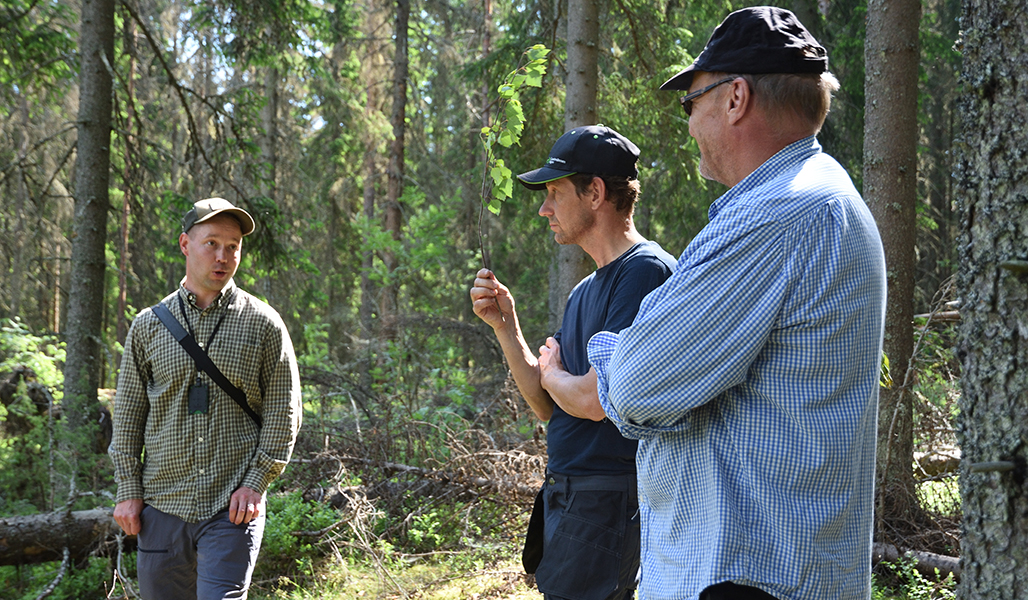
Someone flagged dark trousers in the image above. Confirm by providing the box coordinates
[534,471,640,600]
[136,505,265,600]
[700,581,780,600]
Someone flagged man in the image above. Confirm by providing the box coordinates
[110,198,302,599]
[587,8,887,600]
[470,125,676,600]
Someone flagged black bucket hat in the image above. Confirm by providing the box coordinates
[517,125,640,191]
[660,6,828,91]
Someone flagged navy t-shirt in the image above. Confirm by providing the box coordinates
[547,240,677,476]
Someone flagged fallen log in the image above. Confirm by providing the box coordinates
[872,542,961,581]
[0,508,134,567]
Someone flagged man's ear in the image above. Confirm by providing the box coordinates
[588,176,607,210]
[179,232,190,257]
[726,78,753,126]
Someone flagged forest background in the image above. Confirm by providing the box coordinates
[0,0,987,598]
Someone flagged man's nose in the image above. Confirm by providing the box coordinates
[538,196,553,216]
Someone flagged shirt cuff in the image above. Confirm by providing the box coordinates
[587,331,635,435]
[116,479,145,503]
[589,331,690,440]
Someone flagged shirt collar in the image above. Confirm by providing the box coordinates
[709,136,821,221]
[177,279,238,311]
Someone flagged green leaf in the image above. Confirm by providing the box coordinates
[498,130,515,148]
[505,102,526,138]
[526,44,550,62]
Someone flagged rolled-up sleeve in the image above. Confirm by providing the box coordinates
[588,203,787,436]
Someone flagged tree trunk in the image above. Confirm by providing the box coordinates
[916,0,961,301]
[380,0,409,342]
[260,65,279,197]
[549,0,599,332]
[863,0,921,538]
[63,0,115,431]
[0,508,129,567]
[117,16,137,347]
[871,542,961,581]
[359,1,389,340]
[9,94,31,322]
[955,1,1028,597]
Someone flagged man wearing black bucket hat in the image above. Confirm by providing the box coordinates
[110,198,302,599]
[470,125,676,600]
[587,7,886,600]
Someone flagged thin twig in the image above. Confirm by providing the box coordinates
[121,0,250,202]
[115,533,139,598]
[33,547,70,600]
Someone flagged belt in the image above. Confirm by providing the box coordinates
[545,471,637,493]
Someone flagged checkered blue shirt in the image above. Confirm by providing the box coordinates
[588,137,886,600]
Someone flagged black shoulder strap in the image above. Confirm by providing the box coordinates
[151,302,262,428]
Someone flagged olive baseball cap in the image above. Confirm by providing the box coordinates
[516,125,640,191]
[181,197,255,236]
[659,6,828,91]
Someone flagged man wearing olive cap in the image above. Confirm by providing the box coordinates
[110,198,302,599]
[587,7,886,600]
[470,125,676,599]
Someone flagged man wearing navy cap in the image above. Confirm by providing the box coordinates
[587,7,886,600]
[470,125,676,600]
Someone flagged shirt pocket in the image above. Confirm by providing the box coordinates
[146,335,194,403]
[217,337,262,407]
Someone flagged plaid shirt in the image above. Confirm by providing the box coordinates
[110,280,302,522]
[589,137,886,600]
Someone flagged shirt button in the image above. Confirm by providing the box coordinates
[198,437,204,443]
[199,468,205,475]
[548,477,555,486]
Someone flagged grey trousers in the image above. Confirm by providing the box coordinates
[136,505,265,600]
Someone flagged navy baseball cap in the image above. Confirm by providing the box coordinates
[660,6,828,91]
[517,125,640,191]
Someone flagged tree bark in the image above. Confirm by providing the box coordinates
[0,508,127,567]
[871,542,961,581]
[549,0,600,331]
[9,95,33,323]
[359,0,389,340]
[956,1,1028,597]
[117,16,137,347]
[260,64,279,197]
[63,0,115,431]
[863,0,921,537]
[380,0,410,342]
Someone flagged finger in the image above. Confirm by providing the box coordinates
[230,498,244,524]
[473,277,499,290]
[470,286,497,300]
[476,268,493,279]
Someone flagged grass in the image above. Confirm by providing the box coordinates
[249,553,542,600]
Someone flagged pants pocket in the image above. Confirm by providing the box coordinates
[535,489,629,600]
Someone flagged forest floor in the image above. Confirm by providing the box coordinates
[247,552,541,599]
